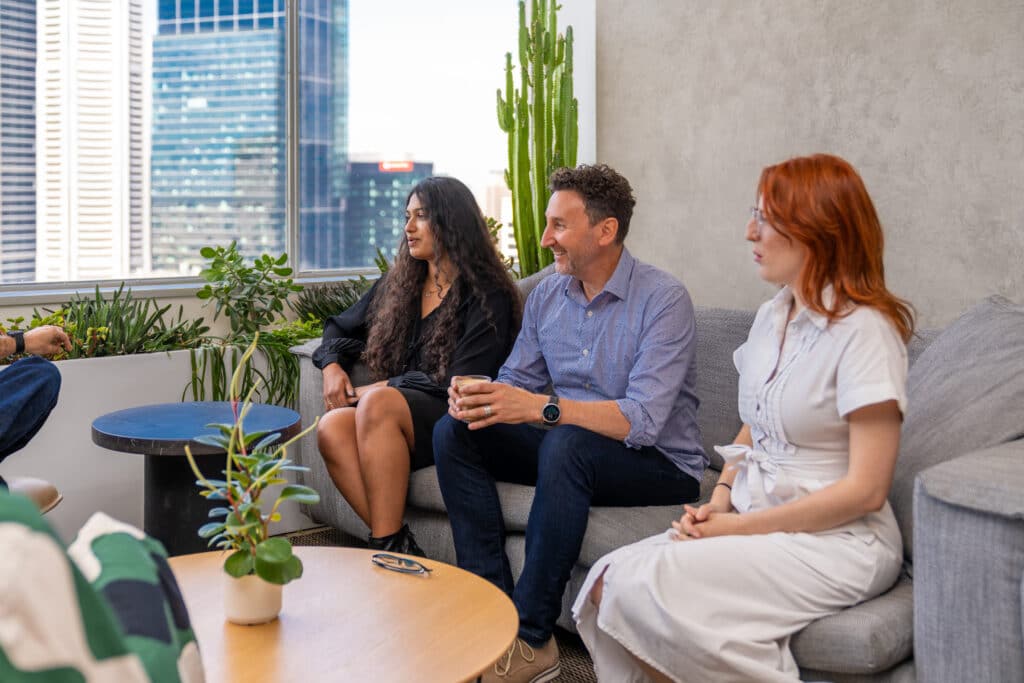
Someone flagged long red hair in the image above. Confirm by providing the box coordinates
[758,154,915,342]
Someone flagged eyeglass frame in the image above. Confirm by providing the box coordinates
[371,552,433,576]
[749,205,769,232]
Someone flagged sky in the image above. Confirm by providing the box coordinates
[347,0,519,198]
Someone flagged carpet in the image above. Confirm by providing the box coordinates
[285,526,598,681]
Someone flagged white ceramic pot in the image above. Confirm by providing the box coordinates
[224,572,283,625]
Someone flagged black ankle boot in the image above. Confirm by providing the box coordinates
[367,524,426,558]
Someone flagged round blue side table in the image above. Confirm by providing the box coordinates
[92,401,301,556]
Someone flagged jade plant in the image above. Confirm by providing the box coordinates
[185,335,320,585]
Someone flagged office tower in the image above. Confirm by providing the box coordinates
[343,160,432,268]
[152,0,348,276]
[299,0,348,271]
[0,0,36,283]
[35,0,151,282]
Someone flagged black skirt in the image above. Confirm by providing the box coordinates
[396,387,448,471]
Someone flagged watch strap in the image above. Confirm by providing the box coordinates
[10,331,24,354]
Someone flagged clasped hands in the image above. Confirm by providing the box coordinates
[671,502,744,541]
[447,376,542,430]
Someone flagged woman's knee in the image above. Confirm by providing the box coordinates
[354,387,406,429]
[317,408,356,457]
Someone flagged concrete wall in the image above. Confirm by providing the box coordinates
[596,0,1023,327]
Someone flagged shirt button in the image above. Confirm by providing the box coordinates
[587,310,594,318]
[584,382,591,390]
[582,348,589,357]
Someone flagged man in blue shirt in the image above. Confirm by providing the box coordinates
[433,164,706,683]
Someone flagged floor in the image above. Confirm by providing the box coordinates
[285,525,598,682]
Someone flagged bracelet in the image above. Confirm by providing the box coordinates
[714,481,732,491]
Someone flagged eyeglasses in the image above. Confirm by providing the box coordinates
[749,206,768,228]
[371,552,433,576]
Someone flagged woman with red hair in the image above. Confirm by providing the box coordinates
[573,154,915,682]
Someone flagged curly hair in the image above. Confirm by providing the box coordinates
[549,164,637,242]
[363,176,522,383]
[758,154,915,342]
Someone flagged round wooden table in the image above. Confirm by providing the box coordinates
[169,546,519,683]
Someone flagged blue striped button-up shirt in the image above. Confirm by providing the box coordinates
[497,249,707,480]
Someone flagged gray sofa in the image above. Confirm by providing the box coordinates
[291,275,1024,683]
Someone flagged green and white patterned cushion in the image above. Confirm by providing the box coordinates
[0,493,203,682]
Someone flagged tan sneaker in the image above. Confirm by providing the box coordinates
[6,477,62,514]
[483,637,560,683]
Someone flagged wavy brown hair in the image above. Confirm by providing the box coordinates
[758,154,915,342]
[363,176,522,382]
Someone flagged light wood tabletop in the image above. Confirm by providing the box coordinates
[169,546,519,683]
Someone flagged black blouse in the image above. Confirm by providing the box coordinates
[311,275,517,399]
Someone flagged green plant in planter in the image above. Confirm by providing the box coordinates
[189,242,316,406]
[290,277,375,325]
[184,335,320,585]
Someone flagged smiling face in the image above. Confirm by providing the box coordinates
[747,197,808,288]
[540,190,605,278]
[404,193,436,262]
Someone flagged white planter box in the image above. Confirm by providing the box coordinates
[1,350,313,544]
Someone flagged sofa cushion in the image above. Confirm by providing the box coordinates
[693,307,755,469]
[791,575,914,674]
[890,295,1024,561]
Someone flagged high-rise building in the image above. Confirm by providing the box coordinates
[152,0,348,276]
[343,160,432,268]
[0,0,37,283]
[35,0,151,282]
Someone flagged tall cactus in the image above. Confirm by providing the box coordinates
[497,0,578,277]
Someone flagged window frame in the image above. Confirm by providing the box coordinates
[0,0,594,306]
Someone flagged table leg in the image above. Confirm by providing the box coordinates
[144,452,225,556]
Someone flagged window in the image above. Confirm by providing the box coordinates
[0,0,588,291]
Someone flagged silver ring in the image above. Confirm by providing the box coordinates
[483,405,492,418]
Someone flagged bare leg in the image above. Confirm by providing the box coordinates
[589,571,674,683]
[354,387,416,537]
[316,407,371,526]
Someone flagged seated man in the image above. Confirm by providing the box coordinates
[433,164,707,683]
[0,325,72,511]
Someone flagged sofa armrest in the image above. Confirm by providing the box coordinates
[290,338,320,359]
[912,439,1024,683]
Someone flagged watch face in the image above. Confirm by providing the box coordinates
[542,403,560,423]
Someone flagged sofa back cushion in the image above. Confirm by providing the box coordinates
[693,307,756,468]
[890,295,1024,561]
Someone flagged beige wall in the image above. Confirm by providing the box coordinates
[596,0,1023,327]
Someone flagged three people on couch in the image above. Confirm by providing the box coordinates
[314,155,913,683]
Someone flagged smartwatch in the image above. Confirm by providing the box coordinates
[9,330,25,354]
[541,395,561,425]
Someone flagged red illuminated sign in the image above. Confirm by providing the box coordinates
[379,161,414,172]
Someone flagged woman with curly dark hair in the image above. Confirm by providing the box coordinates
[311,176,521,556]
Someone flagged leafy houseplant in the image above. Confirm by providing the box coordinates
[188,242,316,407]
[497,0,578,277]
[184,335,319,623]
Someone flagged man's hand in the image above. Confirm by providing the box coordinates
[322,363,358,410]
[448,377,544,430]
[24,325,72,356]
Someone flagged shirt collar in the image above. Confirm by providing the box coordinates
[770,285,833,331]
[564,247,635,304]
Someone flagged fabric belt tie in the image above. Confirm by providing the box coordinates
[714,444,797,512]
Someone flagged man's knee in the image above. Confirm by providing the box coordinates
[14,356,61,409]
[432,414,467,462]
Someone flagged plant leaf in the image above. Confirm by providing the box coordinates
[224,549,254,577]
[276,484,321,505]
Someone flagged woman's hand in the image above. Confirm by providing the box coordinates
[671,498,741,540]
[322,364,357,410]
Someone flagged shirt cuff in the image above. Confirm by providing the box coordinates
[616,398,651,449]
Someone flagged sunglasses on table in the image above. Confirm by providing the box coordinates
[371,552,433,576]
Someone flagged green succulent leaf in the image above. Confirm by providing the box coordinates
[198,522,225,538]
[254,539,303,585]
[276,484,321,505]
[224,549,255,577]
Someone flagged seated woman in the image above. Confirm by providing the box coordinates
[573,154,915,682]
[312,176,520,557]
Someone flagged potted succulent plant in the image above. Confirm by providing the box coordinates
[184,334,320,625]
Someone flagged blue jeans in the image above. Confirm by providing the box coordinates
[0,356,62,483]
[433,415,700,646]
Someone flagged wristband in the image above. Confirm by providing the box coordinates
[9,331,25,354]
[714,481,732,491]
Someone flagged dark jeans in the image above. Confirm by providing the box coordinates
[432,415,700,646]
[0,356,62,485]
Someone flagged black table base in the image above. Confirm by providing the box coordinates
[145,451,226,556]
